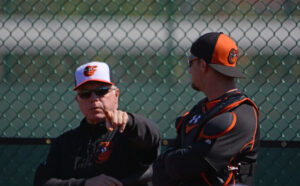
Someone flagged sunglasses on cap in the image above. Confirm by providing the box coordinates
[188,55,199,67]
[77,86,114,99]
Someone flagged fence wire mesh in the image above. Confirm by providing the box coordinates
[0,0,300,185]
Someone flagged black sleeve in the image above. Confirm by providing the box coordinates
[154,104,259,181]
[34,137,86,186]
[152,155,177,186]
[153,141,213,183]
[120,113,161,185]
[34,168,86,186]
[203,104,259,171]
[120,165,153,186]
[123,112,161,156]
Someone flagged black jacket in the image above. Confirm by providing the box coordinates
[153,91,260,186]
[34,112,161,186]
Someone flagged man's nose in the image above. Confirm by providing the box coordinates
[90,91,99,99]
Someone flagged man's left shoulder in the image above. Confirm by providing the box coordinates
[230,103,259,135]
[232,103,258,120]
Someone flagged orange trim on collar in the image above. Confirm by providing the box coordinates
[218,98,248,115]
[205,99,221,111]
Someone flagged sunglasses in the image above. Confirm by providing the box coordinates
[188,55,199,67]
[77,86,113,99]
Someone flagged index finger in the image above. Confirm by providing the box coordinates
[103,108,114,131]
[103,109,111,122]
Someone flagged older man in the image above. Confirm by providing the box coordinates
[34,62,161,186]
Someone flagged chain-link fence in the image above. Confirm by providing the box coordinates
[0,0,300,185]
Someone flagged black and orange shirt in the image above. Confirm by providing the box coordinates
[162,91,259,185]
[34,113,161,186]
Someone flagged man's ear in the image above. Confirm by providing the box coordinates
[199,58,208,71]
[114,88,120,97]
[114,88,120,109]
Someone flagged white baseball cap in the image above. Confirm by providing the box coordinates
[73,61,114,90]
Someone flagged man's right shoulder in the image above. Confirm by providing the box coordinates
[52,126,81,144]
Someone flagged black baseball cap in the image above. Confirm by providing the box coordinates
[190,32,246,78]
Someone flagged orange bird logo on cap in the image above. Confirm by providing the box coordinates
[228,49,238,65]
[84,65,97,76]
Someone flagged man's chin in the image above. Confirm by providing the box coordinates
[87,115,105,124]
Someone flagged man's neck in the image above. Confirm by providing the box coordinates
[85,118,106,125]
[205,87,238,101]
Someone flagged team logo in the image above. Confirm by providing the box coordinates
[205,139,212,145]
[189,115,201,124]
[94,142,113,164]
[83,65,97,76]
[185,114,201,134]
[228,49,238,64]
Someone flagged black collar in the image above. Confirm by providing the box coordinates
[79,118,107,137]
